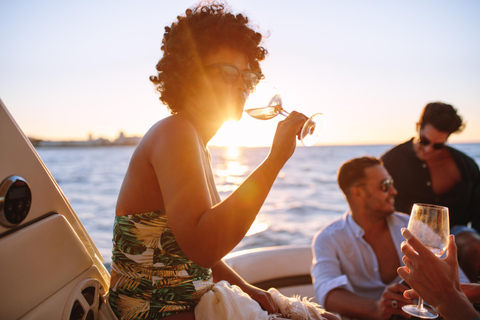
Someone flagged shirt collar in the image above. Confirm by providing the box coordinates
[345,211,365,238]
[346,210,403,238]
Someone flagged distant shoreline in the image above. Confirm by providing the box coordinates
[30,140,480,149]
[30,140,140,148]
[28,131,142,148]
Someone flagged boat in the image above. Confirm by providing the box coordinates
[224,245,315,300]
[0,98,318,319]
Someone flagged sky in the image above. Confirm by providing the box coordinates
[1,0,479,147]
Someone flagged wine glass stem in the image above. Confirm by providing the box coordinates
[279,109,290,117]
[418,298,425,310]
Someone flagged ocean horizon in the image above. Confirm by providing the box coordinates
[36,143,480,267]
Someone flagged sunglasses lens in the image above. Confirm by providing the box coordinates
[210,63,261,88]
[382,179,393,192]
[419,136,430,145]
[222,65,240,83]
[419,135,445,150]
[243,72,260,89]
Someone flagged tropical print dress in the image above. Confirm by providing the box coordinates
[108,210,214,320]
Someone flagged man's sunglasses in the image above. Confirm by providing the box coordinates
[206,63,262,89]
[418,135,446,150]
[356,178,394,192]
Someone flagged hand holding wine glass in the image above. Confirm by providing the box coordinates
[401,203,450,319]
[398,230,480,320]
[244,81,327,146]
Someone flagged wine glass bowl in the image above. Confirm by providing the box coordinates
[301,113,327,147]
[402,203,449,319]
[244,82,326,146]
[407,204,449,257]
[244,93,283,120]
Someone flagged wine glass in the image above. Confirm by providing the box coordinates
[244,81,327,146]
[402,203,450,319]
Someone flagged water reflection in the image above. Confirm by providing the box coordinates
[214,146,271,238]
[215,146,249,191]
[226,146,239,159]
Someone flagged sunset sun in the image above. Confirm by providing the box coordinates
[210,118,278,148]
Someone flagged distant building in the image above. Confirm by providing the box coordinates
[29,131,142,148]
[113,131,142,146]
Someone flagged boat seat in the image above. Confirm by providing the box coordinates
[224,245,316,302]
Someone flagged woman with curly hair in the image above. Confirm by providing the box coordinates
[108,2,312,319]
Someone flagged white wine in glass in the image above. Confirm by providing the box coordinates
[244,81,327,146]
[402,203,450,319]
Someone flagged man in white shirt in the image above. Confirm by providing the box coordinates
[311,157,470,319]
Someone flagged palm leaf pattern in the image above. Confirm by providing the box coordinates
[109,210,213,319]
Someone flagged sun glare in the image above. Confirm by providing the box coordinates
[216,160,248,181]
[208,81,285,148]
[226,145,239,159]
[210,118,277,147]
[246,218,270,236]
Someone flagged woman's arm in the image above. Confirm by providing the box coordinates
[211,260,277,314]
[152,112,307,267]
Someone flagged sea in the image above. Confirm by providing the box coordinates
[36,143,480,268]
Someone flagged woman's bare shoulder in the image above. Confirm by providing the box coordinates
[140,115,197,148]
[148,115,195,138]
[138,115,200,163]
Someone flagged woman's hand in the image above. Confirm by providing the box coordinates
[239,283,278,314]
[269,111,308,164]
[240,283,341,319]
[212,261,277,313]
[397,228,479,320]
[398,229,461,307]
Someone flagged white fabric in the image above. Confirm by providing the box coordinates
[195,281,327,320]
[195,281,269,320]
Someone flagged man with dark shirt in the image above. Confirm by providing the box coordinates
[381,102,480,282]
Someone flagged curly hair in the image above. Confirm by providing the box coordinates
[149,2,268,114]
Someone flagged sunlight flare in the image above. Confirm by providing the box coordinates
[246,219,270,237]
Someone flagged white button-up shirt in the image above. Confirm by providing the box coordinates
[311,211,470,306]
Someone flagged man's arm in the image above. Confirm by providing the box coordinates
[461,283,480,304]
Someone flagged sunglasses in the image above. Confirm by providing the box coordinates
[206,63,262,89]
[418,135,446,150]
[356,178,394,192]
